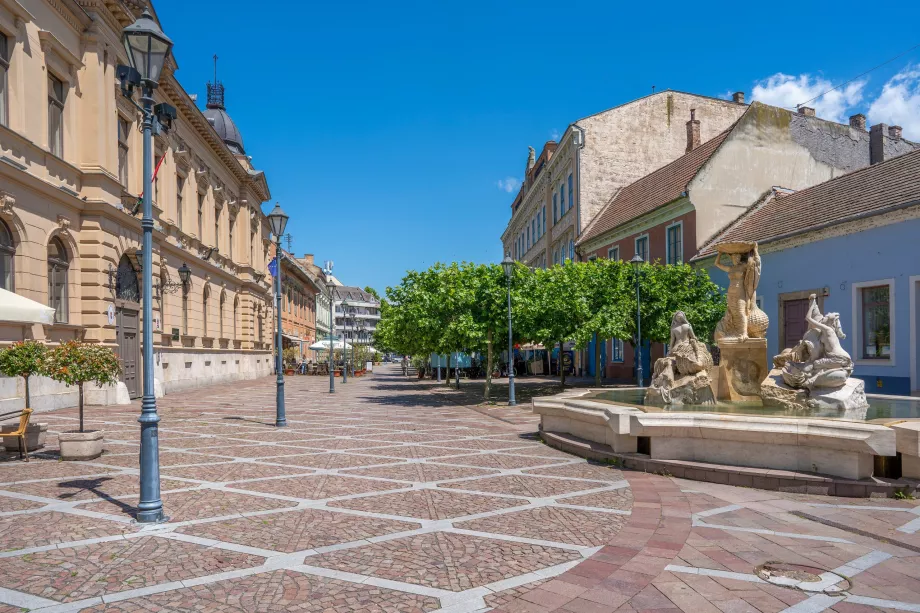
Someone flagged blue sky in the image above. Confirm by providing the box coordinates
[153,0,920,294]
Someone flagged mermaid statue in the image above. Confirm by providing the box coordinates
[646,312,715,406]
[713,243,768,341]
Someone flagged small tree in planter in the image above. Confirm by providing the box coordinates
[43,342,121,460]
[0,340,46,409]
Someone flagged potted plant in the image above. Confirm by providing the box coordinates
[0,340,49,451]
[43,342,121,460]
[282,347,299,375]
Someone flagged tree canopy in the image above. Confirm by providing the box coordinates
[376,258,725,397]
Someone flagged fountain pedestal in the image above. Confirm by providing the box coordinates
[714,338,768,402]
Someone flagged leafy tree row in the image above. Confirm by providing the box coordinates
[375,259,725,400]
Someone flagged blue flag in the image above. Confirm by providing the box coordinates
[267,258,278,277]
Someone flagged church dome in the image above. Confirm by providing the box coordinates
[202,81,245,155]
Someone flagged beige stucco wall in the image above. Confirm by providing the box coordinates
[577,92,746,234]
[0,0,274,410]
[501,91,746,263]
[689,104,872,249]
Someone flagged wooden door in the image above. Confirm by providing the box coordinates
[117,307,140,398]
[782,298,809,350]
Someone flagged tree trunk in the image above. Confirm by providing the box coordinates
[455,352,460,389]
[484,327,493,401]
[559,340,566,387]
[23,375,30,410]
[78,383,84,433]
[594,333,602,387]
[445,353,451,387]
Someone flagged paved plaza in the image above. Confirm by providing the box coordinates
[0,368,918,612]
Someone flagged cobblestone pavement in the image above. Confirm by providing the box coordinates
[0,367,918,612]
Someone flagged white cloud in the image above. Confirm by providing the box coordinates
[868,65,920,140]
[751,73,865,123]
[496,177,521,193]
[550,129,561,140]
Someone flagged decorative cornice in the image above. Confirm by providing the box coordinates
[38,29,84,72]
[46,0,91,32]
[0,0,34,26]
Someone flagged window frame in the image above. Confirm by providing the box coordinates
[47,237,69,323]
[851,279,896,367]
[0,219,14,291]
[197,191,205,240]
[666,221,683,265]
[47,73,66,158]
[611,338,624,363]
[0,33,9,127]
[176,175,186,230]
[567,173,573,212]
[635,234,649,263]
[607,246,619,261]
[117,115,131,188]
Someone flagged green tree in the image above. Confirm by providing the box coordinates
[0,340,47,409]
[42,342,121,433]
[516,264,585,387]
[363,286,381,301]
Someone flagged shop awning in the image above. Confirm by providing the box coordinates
[0,288,55,325]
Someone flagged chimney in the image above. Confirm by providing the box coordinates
[686,109,701,152]
[798,106,816,117]
[301,254,314,266]
[889,125,903,140]
[870,123,888,165]
[849,114,867,131]
[732,92,745,104]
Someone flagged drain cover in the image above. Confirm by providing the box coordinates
[755,562,851,595]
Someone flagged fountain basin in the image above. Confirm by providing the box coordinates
[534,388,920,482]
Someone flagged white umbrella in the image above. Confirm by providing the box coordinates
[0,288,55,324]
[310,339,352,351]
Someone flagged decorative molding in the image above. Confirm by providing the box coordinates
[0,0,34,27]
[0,191,14,217]
[57,214,71,229]
[38,30,84,76]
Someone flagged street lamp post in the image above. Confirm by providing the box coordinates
[117,9,174,524]
[341,300,349,383]
[268,204,289,427]
[501,254,516,406]
[323,263,335,393]
[631,253,645,387]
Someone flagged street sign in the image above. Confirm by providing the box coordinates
[107,304,116,325]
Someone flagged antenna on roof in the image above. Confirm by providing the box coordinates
[213,54,218,84]
[284,233,293,252]
[652,85,656,94]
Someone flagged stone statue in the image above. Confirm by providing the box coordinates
[779,295,853,390]
[645,312,715,406]
[713,242,769,341]
[526,146,536,170]
[761,294,868,412]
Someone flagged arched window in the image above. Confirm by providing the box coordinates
[233,296,239,340]
[0,220,14,291]
[219,291,226,338]
[202,286,210,337]
[115,254,139,303]
[47,237,68,323]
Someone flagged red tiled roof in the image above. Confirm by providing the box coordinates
[694,147,920,259]
[578,131,731,246]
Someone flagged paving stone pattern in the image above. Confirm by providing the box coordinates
[0,366,917,612]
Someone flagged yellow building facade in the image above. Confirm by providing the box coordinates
[0,0,275,409]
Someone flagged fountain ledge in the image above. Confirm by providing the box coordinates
[533,388,920,494]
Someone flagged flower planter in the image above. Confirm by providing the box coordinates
[284,369,295,376]
[58,430,104,461]
[2,423,48,452]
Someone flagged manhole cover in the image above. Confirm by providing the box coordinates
[755,562,851,595]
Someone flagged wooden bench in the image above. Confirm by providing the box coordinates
[0,408,33,461]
